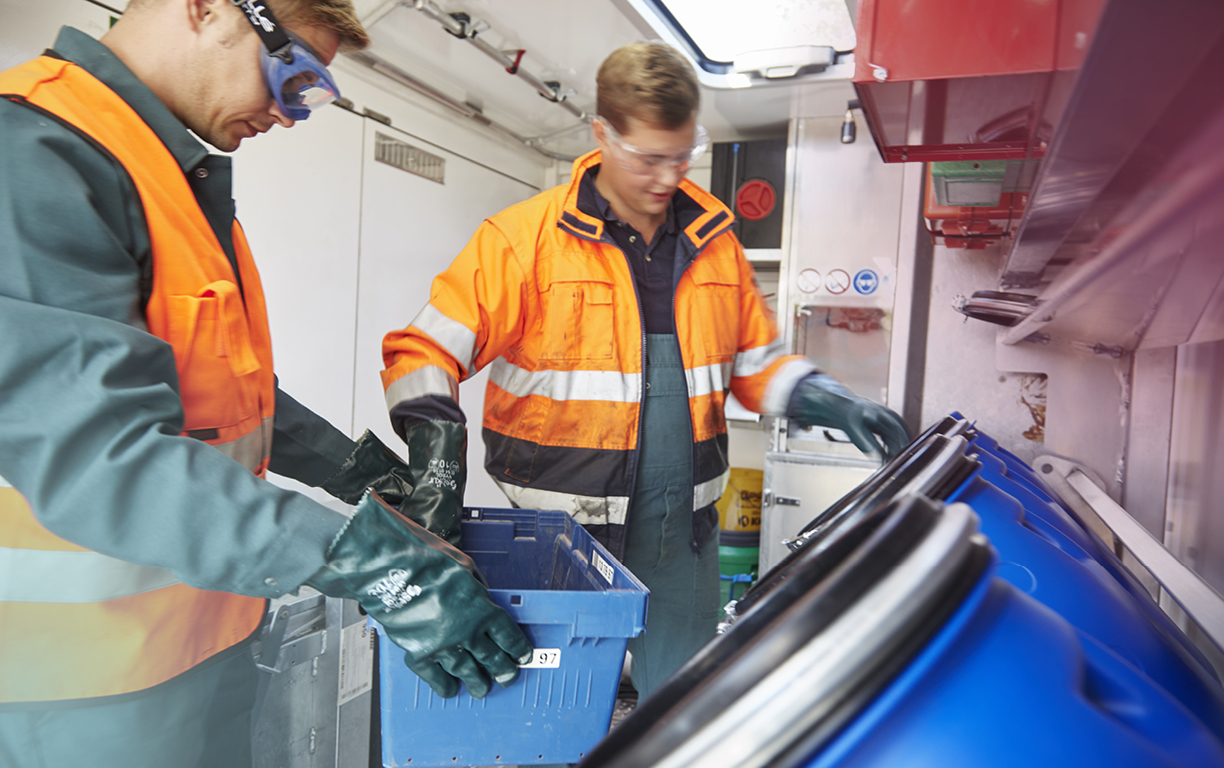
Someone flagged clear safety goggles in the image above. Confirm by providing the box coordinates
[232,0,340,121]
[597,117,709,176]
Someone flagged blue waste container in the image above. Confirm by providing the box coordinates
[577,496,1224,768]
[945,469,1224,736]
[956,417,1223,693]
[743,414,1224,742]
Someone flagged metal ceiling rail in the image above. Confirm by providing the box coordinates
[347,50,578,162]
[407,0,590,123]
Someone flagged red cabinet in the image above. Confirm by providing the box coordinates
[853,0,1107,163]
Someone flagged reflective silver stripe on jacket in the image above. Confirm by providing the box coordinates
[211,416,274,473]
[759,358,818,416]
[733,337,790,378]
[693,470,730,512]
[686,361,734,399]
[385,366,461,411]
[0,548,180,603]
[489,358,642,403]
[410,303,478,373]
[492,479,629,527]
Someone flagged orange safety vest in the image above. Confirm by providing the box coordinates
[0,56,272,704]
[382,150,813,556]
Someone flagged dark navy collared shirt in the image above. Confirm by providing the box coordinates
[579,168,680,334]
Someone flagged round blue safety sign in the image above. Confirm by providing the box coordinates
[853,269,879,295]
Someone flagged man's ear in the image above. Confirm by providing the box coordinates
[591,119,608,150]
[187,0,226,33]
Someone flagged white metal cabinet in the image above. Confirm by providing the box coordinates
[760,451,878,573]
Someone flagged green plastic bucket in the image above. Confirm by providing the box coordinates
[719,544,759,603]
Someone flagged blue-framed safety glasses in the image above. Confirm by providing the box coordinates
[232,0,341,120]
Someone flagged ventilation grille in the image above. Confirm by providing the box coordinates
[374,132,445,184]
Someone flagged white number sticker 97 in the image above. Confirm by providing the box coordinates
[519,648,562,669]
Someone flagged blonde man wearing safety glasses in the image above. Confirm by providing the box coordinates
[381,42,909,703]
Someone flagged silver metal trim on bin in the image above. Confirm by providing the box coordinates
[1055,468,1224,657]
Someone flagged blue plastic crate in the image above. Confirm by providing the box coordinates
[377,507,649,767]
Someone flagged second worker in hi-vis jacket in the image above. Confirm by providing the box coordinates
[381,41,911,702]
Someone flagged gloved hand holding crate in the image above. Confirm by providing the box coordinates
[306,491,532,698]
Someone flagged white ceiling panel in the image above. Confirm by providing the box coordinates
[349,0,858,159]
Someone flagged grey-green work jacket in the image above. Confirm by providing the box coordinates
[0,28,358,701]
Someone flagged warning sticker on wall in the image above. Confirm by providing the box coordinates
[338,621,375,706]
[853,269,880,295]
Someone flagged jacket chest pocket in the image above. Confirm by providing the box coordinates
[540,280,615,361]
[163,280,262,433]
[688,275,741,362]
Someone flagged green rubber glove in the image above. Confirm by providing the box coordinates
[397,421,466,548]
[787,374,912,458]
[305,492,533,699]
[320,430,414,507]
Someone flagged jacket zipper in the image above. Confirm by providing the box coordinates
[673,241,702,552]
[602,235,647,556]
[670,219,736,551]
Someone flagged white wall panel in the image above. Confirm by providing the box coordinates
[920,246,1055,466]
[353,120,539,508]
[229,106,365,509]
[0,0,118,69]
[781,117,906,315]
[774,116,907,458]
[232,105,366,441]
[228,105,362,511]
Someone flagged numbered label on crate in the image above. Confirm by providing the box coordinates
[592,551,615,585]
[519,648,562,669]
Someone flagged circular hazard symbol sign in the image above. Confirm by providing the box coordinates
[735,179,776,221]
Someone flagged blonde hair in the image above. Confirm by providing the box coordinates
[128,0,369,52]
[596,42,700,133]
[268,0,369,52]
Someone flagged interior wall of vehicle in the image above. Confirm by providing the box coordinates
[15,0,1194,567]
[2,0,822,505]
[13,0,1224,694]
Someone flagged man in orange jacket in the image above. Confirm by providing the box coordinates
[381,42,911,702]
[0,1,529,765]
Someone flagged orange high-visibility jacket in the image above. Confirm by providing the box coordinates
[383,150,814,556]
[0,56,271,703]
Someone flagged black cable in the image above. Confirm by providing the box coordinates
[83,0,124,16]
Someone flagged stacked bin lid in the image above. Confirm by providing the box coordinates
[772,412,1224,729]
[578,416,1224,768]
[943,415,1224,731]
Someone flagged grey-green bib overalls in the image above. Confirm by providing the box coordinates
[621,334,722,701]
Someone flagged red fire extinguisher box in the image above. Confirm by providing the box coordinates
[853,0,1107,163]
